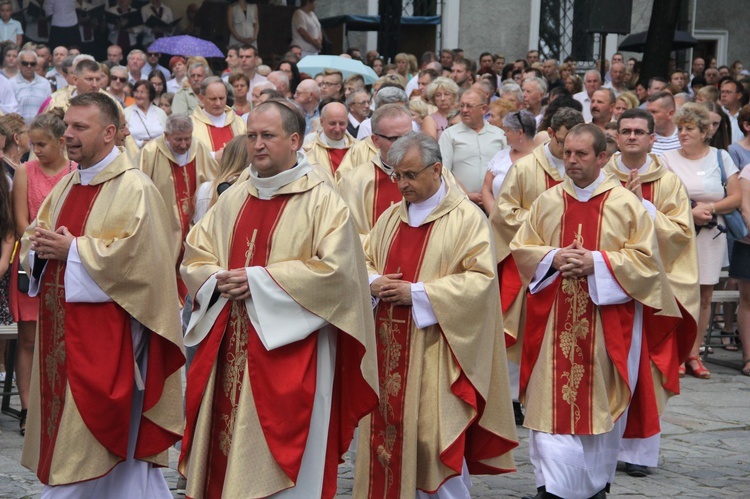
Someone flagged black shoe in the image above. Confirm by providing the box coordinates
[588,489,607,499]
[521,486,546,499]
[19,409,27,437]
[624,462,649,477]
[513,400,525,425]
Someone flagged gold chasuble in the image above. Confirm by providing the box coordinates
[139,136,219,302]
[179,158,379,498]
[488,143,563,360]
[337,155,403,237]
[510,175,681,436]
[355,181,518,497]
[604,154,699,427]
[20,152,184,485]
[44,88,124,114]
[191,106,246,152]
[303,131,358,178]
[335,135,378,180]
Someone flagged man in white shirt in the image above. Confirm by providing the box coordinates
[238,45,267,94]
[720,79,745,143]
[438,89,507,207]
[646,91,680,155]
[126,49,147,83]
[10,49,51,123]
[574,70,602,122]
[603,61,627,97]
[45,46,68,91]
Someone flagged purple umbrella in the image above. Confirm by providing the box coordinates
[147,36,224,58]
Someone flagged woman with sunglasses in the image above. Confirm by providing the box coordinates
[481,109,536,213]
[107,65,135,107]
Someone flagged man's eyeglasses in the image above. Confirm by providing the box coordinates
[112,76,128,83]
[459,103,483,110]
[618,128,650,137]
[374,133,403,142]
[20,61,36,67]
[319,81,339,88]
[389,163,435,182]
[147,53,159,57]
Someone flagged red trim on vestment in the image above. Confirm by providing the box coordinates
[207,124,235,152]
[371,166,401,228]
[326,148,348,174]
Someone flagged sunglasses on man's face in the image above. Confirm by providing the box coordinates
[20,61,36,67]
[112,76,128,83]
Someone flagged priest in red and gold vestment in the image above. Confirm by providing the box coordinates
[179,101,378,498]
[303,102,358,178]
[21,93,184,497]
[139,114,219,304]
[510,124,681,499]
[191,77,246,157]
[355,132,518,498]
[605,109,699,476]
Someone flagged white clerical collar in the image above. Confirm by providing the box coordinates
[320,132,346,149]
[408,180,446,227]
[249,151,312,200]
[167,143,190,166]
[79,146,119,185]
[544,142,566,178]
[572,170,606,202]
[203,108,226,127]
[617,155,649,175]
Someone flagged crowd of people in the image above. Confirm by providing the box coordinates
[0,3,749,497]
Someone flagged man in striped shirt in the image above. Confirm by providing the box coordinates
[9,50,51,124]
[646,91,680,156]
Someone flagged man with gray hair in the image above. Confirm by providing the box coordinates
[346,88,370,137]
[126,49,147,83]
[355,130,517,497]
[139,113,219,304]
[574,70,603,122]
[251,80,277,108]
[356,86,419,140]
[266,70,290,98]
[340,86,418,176]
[499,81,524,110]
[522,76,548,126]
[10,49,51,123]
[191,76,246,157]
[172,62,209,116]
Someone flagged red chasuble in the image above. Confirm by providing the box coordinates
[207,124,235,152]
[368,222,432,498]
[169,159,197,303]
[326,147,349,174]
[520,190,636,435]
[371,167,402,228]
[500,173,561,347]
[37,184,182,483]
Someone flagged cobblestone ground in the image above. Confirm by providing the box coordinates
[2,351,748,498]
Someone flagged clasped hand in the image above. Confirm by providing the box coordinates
[370,272,412,306]
[692,202,713,225]
[625,170,643,200]
[552,240,594,278]
[30,226,74,261]
[216,268,251,300]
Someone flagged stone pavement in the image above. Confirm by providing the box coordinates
[2,350,748,498]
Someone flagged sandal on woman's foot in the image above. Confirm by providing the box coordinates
[19,409,27,437]
[679,363,686,377]
[721,331,739,351]
[741,360,750,377]
[686,356,711,379]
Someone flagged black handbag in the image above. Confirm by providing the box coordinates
[716,150,749,240]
